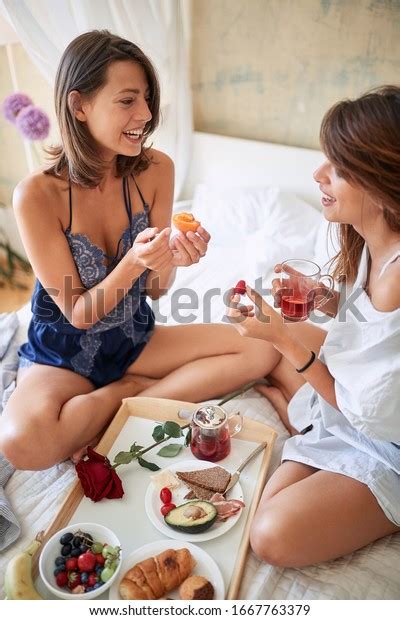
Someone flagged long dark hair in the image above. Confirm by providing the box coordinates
[320,85,400,283]
[45,30,160,188]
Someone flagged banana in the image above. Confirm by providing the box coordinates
[4,538,43,600]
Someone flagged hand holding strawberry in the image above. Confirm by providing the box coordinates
[226,285,285,345]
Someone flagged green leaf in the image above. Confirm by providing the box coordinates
[137,456,160,471]
[163,421,183,438]
[184,427,192,447]
[157,443,183,458]
[130,443,144,455]
[152,425,165,442]
[113,451,134,465]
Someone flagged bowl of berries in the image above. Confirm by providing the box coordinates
[39,522,121,599]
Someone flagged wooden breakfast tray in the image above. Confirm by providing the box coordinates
[34,397,276,600]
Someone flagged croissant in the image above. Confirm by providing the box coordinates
[119,548,196,600]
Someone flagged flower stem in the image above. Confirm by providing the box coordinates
[217,378,268,407]
[112,423,191,468]
[139,423,190,457]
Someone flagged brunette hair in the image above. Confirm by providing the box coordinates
[45,30,160,188]
[320,85,400,283]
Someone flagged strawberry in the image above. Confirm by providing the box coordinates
[77,550,97,572]
[55,571,68,587]
[234,280,246,295]
[67,571,81,590]
[65,557,78,571]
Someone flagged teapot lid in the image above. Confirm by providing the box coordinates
[193,405,227,429]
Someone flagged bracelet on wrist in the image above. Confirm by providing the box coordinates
[296,350,316,373]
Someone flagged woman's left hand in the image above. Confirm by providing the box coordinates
[170,226,211,267]
[226,285,285,345]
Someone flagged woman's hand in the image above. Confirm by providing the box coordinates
[272,263,333,310]
[226,285,286,345]
[128,227,173,272]
[170,227,211,267]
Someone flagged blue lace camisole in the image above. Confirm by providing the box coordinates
[18,176,155,388]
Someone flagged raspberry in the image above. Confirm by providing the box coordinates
[234,280,246,295]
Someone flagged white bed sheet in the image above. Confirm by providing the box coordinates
[1,199,400,600]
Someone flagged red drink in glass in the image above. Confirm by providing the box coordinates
[281,287,314,322]
[279,260,334,322]
[190,426,231,462]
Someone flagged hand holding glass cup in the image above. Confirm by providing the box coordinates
[273,259,335,322]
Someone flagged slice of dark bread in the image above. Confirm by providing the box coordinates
[176,466,230,494]
[183,482,214,501]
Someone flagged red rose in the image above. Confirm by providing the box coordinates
[75,447,124,502]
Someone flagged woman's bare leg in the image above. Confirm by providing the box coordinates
[0,365,155,470]
[250,462,400,567]
[126,324,282,401]
[255,385,295,435]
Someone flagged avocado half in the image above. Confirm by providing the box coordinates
[164,501,217,534]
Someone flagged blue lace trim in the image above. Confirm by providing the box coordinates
[65,211,148,289]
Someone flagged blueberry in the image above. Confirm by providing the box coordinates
[79,544,89,554]
[59,532,74,545]
[81,572,89,584]
[72,536,83,548]
[95,566,103,575]
[61,543,72,556]
[93,583,102,589]
[71,548,81,558]
[86,586,93,592]
[55,556,66,566]
[53,566,66,576]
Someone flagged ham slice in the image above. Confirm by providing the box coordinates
[209,493,245,522]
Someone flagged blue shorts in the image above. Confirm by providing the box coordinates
[18,311,155,389]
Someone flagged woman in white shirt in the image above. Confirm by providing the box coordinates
[228,86,400,567]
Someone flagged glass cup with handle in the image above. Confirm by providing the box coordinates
[190,405,243,462]
[277,259,334,322]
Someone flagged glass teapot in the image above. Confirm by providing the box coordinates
[190,405,243,462]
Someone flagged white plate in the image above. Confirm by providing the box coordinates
[144,459,244,542]
[108,539,224,600]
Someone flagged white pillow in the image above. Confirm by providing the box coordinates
[191,184,281,244]
[191,183,320,246]
[190,184,322,279]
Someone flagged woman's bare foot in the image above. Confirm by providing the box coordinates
[70,432,103,464]
[255,384,297,435]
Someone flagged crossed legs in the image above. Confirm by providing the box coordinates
[0,324,280,470]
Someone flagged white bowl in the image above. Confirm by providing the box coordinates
[39,522,122,600]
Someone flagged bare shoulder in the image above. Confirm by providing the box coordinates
[13,169,67,225]
[138,149,175,210]
[147,148,174,172]
[13,170,47,205]
[373,262,400,312]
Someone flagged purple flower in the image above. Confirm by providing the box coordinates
[2,92,33,124]
[15,105,50,140]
